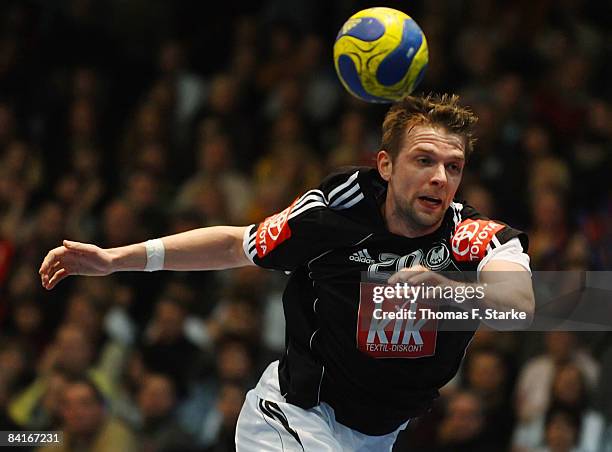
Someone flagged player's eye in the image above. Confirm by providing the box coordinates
[447,163,462,174]
[417,157,432,166]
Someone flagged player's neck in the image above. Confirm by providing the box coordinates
[382,197,442,238]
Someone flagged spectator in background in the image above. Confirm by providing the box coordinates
[62,289,134,389]
[459,182,495,219]
[0,140,44,194]
[111,351,147,428]
[297,34,341,125]
[256,22,298,92]
[178,334,255,448]
[570,100,612,210]
[0,340,30,394]
[120,102,169,174]
[514,363,604,452]
[0,140,42,243]
[133,142,169,180]
[176,126,251,224]
[515,332,599,424]
[71,67,107,106]
[214,335,256,383]
[463,347,516,449]
[326,110,376,170]
[4,264,41,315]
[204,382,247,452]
[40,377,137,452]
[528,190,572,270]
[67,99,100,156]
[123,169,167,237]
[156,39,205,151]
[17,201,66,266]
[533,52,592,142]
[136,372,195,452]
[140,297,201,394]
[9,324,116,427]
[53,145,107,242]
[98,198,145,248]
[5,296,47,360]
[434,390,495,452]
[192,72,255,172]
[63,291,106,350]
[250,111,322,217]
[562,234,592,271]
[520,125,571,196]
[0,376,19,431]
[11,367,68,430]
[263,77,304,124]
[535,406,582,452]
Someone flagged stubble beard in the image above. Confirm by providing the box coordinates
[395,193,445,234]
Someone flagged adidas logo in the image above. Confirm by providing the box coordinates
[349,249,375,264]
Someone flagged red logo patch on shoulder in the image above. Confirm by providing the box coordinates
[255,199,298,258]
[452,219,504,262]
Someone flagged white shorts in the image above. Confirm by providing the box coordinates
[235,361,408,452]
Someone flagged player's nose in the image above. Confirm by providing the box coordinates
[429,163,447,186]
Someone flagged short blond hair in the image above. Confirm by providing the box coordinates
[381,94,478,160]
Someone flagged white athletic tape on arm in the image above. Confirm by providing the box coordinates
[477,237,531,276]
[144,239,165,272]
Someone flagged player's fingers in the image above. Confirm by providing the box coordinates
[39,250,56,275]
[403,272,438,287]
[40,259,54,286]
[45,268,69,290]
[401,265,429,273]
[40,255,62,284]
[41,263,55,287]
[388,267,429,284]
[41,253,72,286]
[391,271,441,288]
[40,243,86,280]
[387,273,407,284]
[39,247,67,274]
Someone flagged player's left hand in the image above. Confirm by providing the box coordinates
[388,265,459,306]
[387,265,454,287]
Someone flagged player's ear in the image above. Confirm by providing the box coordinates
[377,150,393,182]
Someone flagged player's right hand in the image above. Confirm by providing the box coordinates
[39,240,114,290]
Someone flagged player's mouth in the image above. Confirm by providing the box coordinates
[417,195,443,209]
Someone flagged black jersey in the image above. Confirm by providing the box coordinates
[243,167,528,436]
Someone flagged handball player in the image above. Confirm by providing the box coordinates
[40,94,535,451]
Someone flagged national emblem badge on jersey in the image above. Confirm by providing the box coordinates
[255,199,298,258]
[451,219,504,262]
[357,283,438,358]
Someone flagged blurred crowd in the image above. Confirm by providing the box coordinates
[0,0,611,451]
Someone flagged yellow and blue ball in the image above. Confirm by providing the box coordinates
[333,7,428,103]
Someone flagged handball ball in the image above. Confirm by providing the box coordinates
[333,7,428,103]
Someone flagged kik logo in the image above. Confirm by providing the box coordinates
[366,302,427,345]
[357,283,438,358]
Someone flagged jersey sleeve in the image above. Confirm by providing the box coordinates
[450,202,530,273]
[242,169,368,272]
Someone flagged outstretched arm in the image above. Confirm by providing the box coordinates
[39,226,253,290]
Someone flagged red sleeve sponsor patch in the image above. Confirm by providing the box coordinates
[255,199,298,258]
[451,219,504,262]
